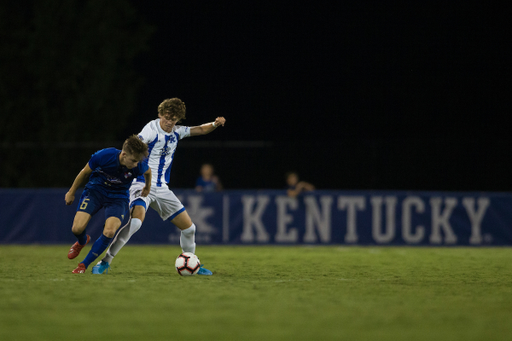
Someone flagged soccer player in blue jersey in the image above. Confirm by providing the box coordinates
[65,135,151,274]
[92,98,225,275]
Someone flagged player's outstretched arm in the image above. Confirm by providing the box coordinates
[141,168,152,197]
[287,181,315,198]
[65,163,93,205]
[189,117,226,137]
[298,181,315,192]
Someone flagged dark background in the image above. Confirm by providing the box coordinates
[1,1,510,191]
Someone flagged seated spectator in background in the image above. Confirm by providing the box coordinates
[286,171,315,198]
[195,163,223,192]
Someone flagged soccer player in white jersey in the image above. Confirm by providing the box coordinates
[92,98,226,275]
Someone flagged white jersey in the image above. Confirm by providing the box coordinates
[135,119,190,187]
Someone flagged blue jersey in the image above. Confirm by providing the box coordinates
[85,148,149,199]
[196,177,217,192]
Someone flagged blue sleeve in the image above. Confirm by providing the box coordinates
[88,149,105,170]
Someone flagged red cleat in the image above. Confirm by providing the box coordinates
[67,235,91,259]
[72,263,87,274]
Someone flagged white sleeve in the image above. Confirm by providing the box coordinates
[175,125,191,140]
[138,122,157,144]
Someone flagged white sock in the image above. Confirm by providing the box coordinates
[103,218,142,264]
[180,224,196,254]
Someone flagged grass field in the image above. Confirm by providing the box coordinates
[1,245,512,341]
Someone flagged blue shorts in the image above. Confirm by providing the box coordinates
[77,188,129,222]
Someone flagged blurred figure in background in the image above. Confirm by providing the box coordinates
[286,171,315,198]
[195,163,223,192]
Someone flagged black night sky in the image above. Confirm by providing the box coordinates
[2,1,510,191]
[124,2,510,191]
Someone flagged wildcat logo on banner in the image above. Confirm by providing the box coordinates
[1,189,511,245]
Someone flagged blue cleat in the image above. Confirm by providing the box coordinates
[92,260,110,275]
[197,264,213,276]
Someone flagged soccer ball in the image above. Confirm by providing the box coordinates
[175,252,201,276]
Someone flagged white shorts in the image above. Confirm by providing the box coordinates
[129,182,185,221]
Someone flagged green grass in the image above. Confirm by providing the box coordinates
[1,246,512,341]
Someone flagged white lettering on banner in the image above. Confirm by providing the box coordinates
[186,195,216,233]
[338,196,366,243]
[429,197,458,244]
[304,196,333,243]
[275,196,299,243]
[462,197,490,245]
[402,196,425,244]
[181,193,490,245]
[241,195,270,243]
[371,196,397,243]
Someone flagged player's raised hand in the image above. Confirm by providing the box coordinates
[141,185,151,197]
[65,192,75,205]
[214,117,226,127]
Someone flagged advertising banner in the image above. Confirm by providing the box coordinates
[1,189,511,245]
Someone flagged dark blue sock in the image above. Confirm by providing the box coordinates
[80,234,112,268]
[74,230,88,245]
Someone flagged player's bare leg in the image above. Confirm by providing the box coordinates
[68,212,92,259]
[71,211,91,235]
[103,216,123,238]
[93,205,146,274]
[171,211,212,275]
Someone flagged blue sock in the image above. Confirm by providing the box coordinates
[74,230,88,245]
[80,234,112,268]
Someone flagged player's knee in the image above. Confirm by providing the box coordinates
[103,228,116,238]
[71,224,85,235]
[103,224,118,238]
[104,216,122,238]
[172,211,193,230]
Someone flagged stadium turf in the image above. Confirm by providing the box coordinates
[1,245,512,341]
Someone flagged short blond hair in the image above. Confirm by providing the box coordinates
[122,135,148,159]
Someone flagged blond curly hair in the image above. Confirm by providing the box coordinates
[157,98,186,121]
